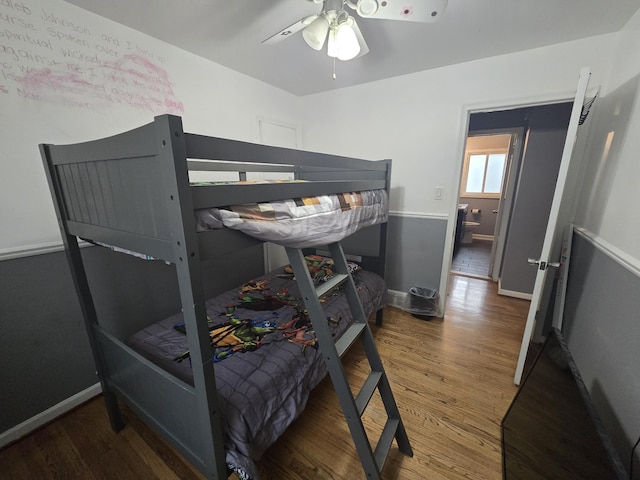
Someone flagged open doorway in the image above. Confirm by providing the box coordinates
[452,128,525,280]
[453,132,513,278]
[448,103,573,298]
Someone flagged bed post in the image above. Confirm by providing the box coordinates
[376,159,392,326]
[153,115,228,479]
[39,144,125,433]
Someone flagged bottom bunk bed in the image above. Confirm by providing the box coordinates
[125,257,386,479]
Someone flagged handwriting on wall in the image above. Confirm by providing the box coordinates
[0,0,184,114]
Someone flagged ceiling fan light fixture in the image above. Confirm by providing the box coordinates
[302,14,330,50]
[327,27,338,58]
[356,0,378,17]
[328,16,361,61]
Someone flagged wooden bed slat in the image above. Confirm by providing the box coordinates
[184,133,388,171]
[67,221,175,262]
[188,159,296,173]
[299,169,388,181]
[191,180,387,209]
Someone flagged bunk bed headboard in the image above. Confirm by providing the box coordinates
[41,116,198,264]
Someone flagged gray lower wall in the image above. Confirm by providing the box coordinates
[386,215,447,294]
[1,249,98,433]
[563,232,640,477]
[1,216,441,436]
[0,244,264,434]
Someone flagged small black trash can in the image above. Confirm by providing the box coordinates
[403,286,440,320]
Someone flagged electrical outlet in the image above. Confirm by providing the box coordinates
[434,186,444,200]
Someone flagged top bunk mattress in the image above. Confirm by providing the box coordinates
[194,188,388,248]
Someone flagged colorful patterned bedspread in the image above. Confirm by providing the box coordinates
[125,262,386,479]
[195,189,388,248]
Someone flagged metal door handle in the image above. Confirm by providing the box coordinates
[527,258,560,270]
[493,209,499,214]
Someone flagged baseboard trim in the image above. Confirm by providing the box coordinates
[387,289,407,309]
[472,234,494,241]
[0,383,102,449]
[498,279,533,300]
[498,288,532,300]
[451,271,491,281]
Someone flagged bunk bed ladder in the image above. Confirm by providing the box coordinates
[285,242,413,479]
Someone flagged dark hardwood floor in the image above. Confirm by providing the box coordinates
[0,275,530,480]
[451,239,493,277]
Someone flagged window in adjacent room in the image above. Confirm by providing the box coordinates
[461,150,507,198]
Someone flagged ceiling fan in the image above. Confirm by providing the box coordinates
[263,0,448,63]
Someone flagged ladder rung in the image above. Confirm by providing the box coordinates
[355,371,383,416]
[315,273,349,298]
[374,418,400,471]
[335,323,366,358]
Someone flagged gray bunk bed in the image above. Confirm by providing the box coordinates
[40,114,412,480]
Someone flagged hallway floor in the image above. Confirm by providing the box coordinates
[451,239,493,277]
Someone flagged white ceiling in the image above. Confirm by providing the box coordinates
[64,0,640,96]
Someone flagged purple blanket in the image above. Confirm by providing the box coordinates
[126,267,386,479]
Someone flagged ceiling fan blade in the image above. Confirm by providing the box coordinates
[262,15,317,45]
[361,0,447,23]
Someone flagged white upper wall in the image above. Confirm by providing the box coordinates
[574,9,640,263]
[300,35,617,217]
[0,0,302,253]
[3,0,635,264]
[603,9,640,94]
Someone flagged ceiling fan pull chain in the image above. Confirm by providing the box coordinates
[332,57,337,80]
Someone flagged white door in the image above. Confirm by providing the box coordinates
[490,128,525,281]
[513,67,592,385]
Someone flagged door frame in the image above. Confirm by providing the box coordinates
[438,91,584,317]
[458,127,525,281]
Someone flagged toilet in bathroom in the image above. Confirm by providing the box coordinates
[461,221,480,244]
